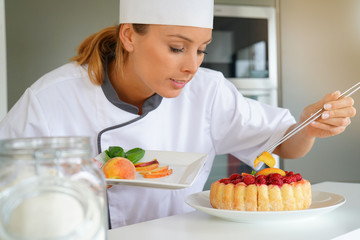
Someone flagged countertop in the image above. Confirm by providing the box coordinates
[108,182,360,240]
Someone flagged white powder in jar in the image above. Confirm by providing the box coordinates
[0,176,106,240]
[8,192,84,239]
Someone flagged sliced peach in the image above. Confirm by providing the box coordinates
[254,151,275,168]
[134,159,159,168]
[139,166,169,175]
[135,161,159,172]
[142,169,173,178]
[102,157,136,179]
[135,164,159,172]
[255,167,286,177]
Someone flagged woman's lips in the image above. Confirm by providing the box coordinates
[170,78,187,89]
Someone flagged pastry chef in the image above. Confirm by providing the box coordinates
[0,0,356,228]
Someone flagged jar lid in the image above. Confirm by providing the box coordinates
[0,137,92,159]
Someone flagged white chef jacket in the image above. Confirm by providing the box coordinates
[0,62,296,228]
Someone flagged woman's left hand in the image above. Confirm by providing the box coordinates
[301,90,357,138]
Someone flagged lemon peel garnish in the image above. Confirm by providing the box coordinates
[254,151,275,168]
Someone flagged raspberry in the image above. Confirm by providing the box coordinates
[265,173,284,186]
[229,173,241,180]
[219,178,231,184]
[283,175,296,184]
[269,178,283,187]
[268,173,282,180]
[256,175,267,185]
[294,173,302,181]
[243,175,255,185]
[275,173,282,178]
[232,178,243,185]
[256,175,266,180]
[286,171,294,176]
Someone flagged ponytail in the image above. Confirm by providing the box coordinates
[71,25,122,85]
[71,24,148,85]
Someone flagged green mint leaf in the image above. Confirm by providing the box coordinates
[107,146,125,158]
[125,148,145,164]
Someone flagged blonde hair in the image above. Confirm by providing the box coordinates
[71,24,148,85]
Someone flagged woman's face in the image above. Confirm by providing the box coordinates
[126,24,212,98]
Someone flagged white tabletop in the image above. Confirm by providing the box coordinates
[108,182,360,240]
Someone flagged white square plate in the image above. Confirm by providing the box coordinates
[94,150,208,189]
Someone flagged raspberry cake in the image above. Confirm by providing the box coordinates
[210,170,312,211]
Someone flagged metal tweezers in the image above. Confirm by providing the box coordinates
[265,81,360,153]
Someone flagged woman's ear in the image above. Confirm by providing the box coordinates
[119,23,134,52]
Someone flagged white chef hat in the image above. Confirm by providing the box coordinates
[119,0,214,29]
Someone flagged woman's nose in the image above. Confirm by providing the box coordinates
[181,52,201,74]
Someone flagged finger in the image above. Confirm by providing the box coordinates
[324,96,355,111]
[310,121,347,136]
[312,91,341,111]
[316,117,352,127]
[322,106,356,119]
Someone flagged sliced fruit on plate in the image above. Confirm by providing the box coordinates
[140,169,173,178]
[139,165,169,174]
[255,167,286,177]
[134,159,159,172]
[254,151,275,168]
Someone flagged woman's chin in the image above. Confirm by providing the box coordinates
[158,89,183,98]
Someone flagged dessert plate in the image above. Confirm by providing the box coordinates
[95,150,207,189]
[185,190,345,223]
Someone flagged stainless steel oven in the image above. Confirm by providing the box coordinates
[202,4,278,89]
[204,4,280,190]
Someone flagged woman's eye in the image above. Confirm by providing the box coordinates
[169,47,207,55]
[170,47,184,53]
[198,50,208,55]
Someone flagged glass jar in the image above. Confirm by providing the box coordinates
[0,137,108,240]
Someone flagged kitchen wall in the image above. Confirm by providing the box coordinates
[0,0,6,120]
[4,0,119,111]
[280,0,360,183]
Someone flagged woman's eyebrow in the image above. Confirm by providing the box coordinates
[167,34,212,44]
